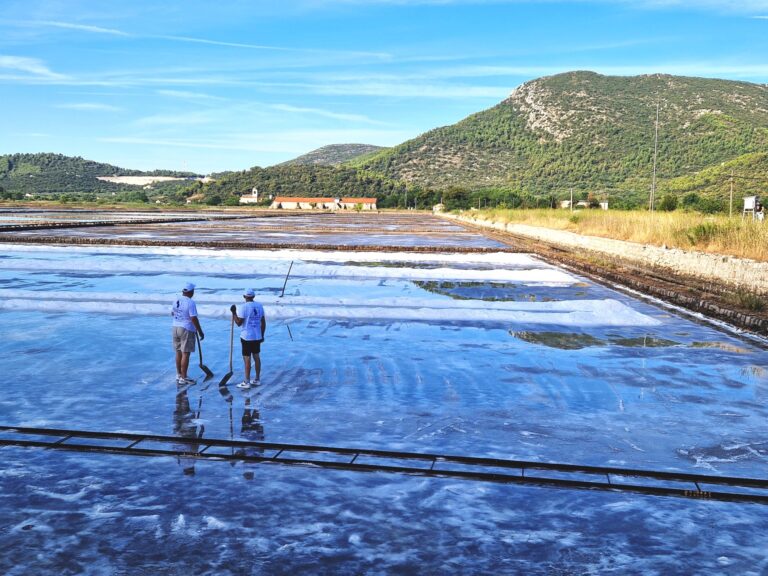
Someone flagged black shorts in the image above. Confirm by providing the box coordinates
[241,338,262,356]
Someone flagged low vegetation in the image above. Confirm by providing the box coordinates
[477,208,768,262]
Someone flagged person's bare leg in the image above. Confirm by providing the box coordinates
[175,350,182,377]
[253,353,261,380]
[180,352,191,379]
[243,355,251,382]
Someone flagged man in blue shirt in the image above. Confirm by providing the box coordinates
[230,288,266,389]
[172,282,205,385]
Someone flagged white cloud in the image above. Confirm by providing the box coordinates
[35,20,131,37]
[154,34,304,51]
[134,111,219,127]
[302,0,768,12]
[300,80,510,98]
[270,104,386,124]
[55,102,122,112]
[0,55,65,79]
[99,128,411,154]
[631,0,768,10]
[7,19,389,60]
[151,34,390,60]
[157,89,228,102]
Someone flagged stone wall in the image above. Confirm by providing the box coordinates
[445,214,768,293]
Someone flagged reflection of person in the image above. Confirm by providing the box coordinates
[173,386,203,475]
[239,396,265,480]
[172,282,205,385]
[241,397,265,443]
[756,202,764,222]
[230,288,266,389]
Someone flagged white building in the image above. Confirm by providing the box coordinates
[269,197,377,210]
[239,187,260,205]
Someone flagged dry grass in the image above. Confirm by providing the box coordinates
[481,209,768,262]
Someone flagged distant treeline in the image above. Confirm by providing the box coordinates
[0,153,200,198]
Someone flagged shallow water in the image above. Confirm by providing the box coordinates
[0,238,767,574]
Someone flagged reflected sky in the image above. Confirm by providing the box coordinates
[0,229,766,574]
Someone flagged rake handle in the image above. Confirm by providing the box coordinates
[229,313,235,371]
[196,332,204,364]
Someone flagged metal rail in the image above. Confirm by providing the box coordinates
[1,425,766,504]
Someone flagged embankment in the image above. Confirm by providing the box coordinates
[445,213,768,337]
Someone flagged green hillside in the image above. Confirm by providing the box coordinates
[282,144,387,166]
[0,152,199,198]
[193,164,414,207]
[354,71,768,208]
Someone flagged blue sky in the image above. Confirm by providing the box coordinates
[1,0,768,174]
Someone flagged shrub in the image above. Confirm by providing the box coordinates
[659,194,678,211]
[728,288,766,312]
[683,222,720,245]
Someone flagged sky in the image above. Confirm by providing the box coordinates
[1,1,768,174]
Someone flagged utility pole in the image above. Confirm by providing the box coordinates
[729,170,734,217]
[650,100,660,212]
[570,188,574,212]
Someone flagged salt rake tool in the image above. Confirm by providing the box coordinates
[279,260,294,298]
[218,315,235,387]
[195,333,214,381]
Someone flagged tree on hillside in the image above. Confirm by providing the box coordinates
[659,194,678,211]
[443,186,471,210]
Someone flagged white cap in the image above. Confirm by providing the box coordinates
[183,282,196,293]
[243,288,255,297]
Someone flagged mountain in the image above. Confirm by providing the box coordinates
[8,72,768,211]
[353,71,768,207]
[0,152,200,197]
[282,144,386,166]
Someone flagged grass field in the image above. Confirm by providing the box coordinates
[478,208,768,263]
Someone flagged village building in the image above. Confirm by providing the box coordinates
[239,187,261,205]
[269,197,377,210]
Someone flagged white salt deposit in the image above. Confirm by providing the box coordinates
[0,290,659,326]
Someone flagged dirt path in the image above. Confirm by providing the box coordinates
[445,213,768,337]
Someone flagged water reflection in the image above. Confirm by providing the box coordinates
[691,341,753,354]
[173,385,205,475]
[239,397,265,480]
[414,280,590,302]
[218,383,266,479]
[512,331,681,350]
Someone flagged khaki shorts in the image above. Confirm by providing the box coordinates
[173,326,196,353]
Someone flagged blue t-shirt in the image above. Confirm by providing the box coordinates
[172,295,198,332]
[238,301,264,341]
